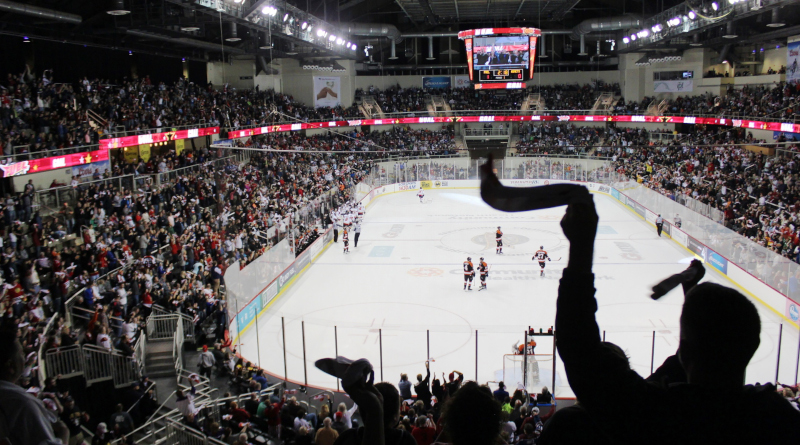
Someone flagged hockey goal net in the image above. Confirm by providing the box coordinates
[503,354,554,394]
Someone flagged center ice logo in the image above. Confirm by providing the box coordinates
[471,233,530,251]
[408,267,444,277]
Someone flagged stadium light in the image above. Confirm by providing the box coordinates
[283,13,289,22]
[23,36,30,43]
[636,29,649,38]
[688,11,696,19]
[622,37,630,44]
[107,0,131,16]
[317,29,326,37]
[712,2,719,10]
[301,21,308,30]
[329,34,336,42]
[651,24,663,33]
[667,17,681,27]
[336,37,344,45]
[262,6,277,16]
[630,34,637,41]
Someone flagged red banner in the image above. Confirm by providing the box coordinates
[474,82,526,89]
[0,150,110,178]
[223,115,800,140]
[99,126,220,150]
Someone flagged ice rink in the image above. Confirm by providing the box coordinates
[238,188,800,398]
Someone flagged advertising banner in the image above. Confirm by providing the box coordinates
[706,250,728,275]
[788,41,800,85]
[786,299,800,324]
[671,228,688,246]
[176,139,186,156]
[235,295,260,333]
[634,202,646,218]
[423,76,452,89]
[100,126,219,150]
[454,75,471,88]
[661,221,671,238]
[653,79,693,93]
[224,115,800,140]
[75,159,111,182]
[0,149,110,178]
[314,76,342,108]
[686,236,707,259]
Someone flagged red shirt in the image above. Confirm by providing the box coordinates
[412,427,437,445]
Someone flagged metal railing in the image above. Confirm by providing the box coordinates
[34,175,140,214]
[464,127,511,137]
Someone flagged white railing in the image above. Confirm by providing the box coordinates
[147,314,181,340]
[44,344,84,379]
[173,316,185,375]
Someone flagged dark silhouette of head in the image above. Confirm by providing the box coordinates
[375,382,401,428]
[442,382,500,445]
[679,283,760,385]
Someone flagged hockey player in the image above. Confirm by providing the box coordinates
[343,212,353,229]
[478,257,489,290]
[533,246,551,277]
[342,228,350,254]
[357,202,365,219]
[495,226,503,254]
[332,210,342,243]
[418,187,425,203]
[463,257,475,291]
[354,220,361,248]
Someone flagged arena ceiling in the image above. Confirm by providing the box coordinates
[0,0,799,64]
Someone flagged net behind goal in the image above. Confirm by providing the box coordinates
[503,354,554,394]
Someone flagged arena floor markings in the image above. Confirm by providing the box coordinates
[237,188,799,398]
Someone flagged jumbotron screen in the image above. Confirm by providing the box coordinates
[458,28,540,89]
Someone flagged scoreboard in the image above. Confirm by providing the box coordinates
[458,27,540,90]
[479,69,524,82]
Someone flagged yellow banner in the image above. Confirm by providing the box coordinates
[139,144,151,162]
[420,181,432,189]
[175,139,185,156]
[123,146,139,164]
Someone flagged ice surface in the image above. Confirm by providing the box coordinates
[237,188,800,398]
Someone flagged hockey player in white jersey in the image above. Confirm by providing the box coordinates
[417,187,425,203]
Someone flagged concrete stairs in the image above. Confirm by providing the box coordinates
[145,339,176,379]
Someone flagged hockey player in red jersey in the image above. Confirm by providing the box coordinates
[342,228,350,254]
[478,257,489,290]
[495,226,503,254]
[463,257,475,291]
[533,246,550,276]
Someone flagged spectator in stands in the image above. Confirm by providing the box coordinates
[61,395,90,445]
[336,401,359,429]
[315,417,339,445]
[0,329,67,445]
[411,415,437,445]
[336,381,415,445]
[441,382,501,445]
[92,422,112,445]
[398,372,412,400]
[109,403,135,435]
[198,344,216,379]
[414,361,432,408]
[176,382,199,419]
[555,197,800,444]
[445,370,463,398]
[493,381,509,402]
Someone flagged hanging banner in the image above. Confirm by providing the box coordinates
[123,146,139,164]
[423,76,451,89]
[313,76,341,108]
[653,79,693,93]
[139,144,152,162]
[75,160,111,182]
[175,139,186,156]
[788,41,800,85]
[454,75,471,88]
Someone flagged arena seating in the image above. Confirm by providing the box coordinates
[4,66,800,445]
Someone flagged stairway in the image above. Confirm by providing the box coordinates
[145,339,176,379]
